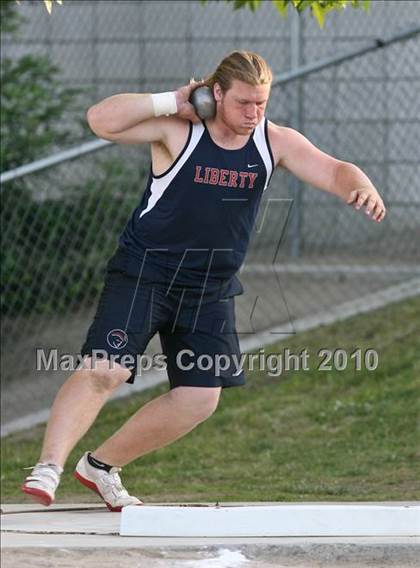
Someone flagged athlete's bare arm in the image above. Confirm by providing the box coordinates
[86,81,203,156]
[268,122,386,223]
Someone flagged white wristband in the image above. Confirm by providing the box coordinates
[151,91,178,117]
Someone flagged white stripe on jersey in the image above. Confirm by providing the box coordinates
[139,122,205,219]
[252,118,274,191]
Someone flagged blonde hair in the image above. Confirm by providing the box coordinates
[204,50,273,93]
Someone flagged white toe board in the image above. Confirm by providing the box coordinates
[120,503,420,537]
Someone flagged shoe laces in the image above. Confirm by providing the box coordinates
[100,468,129,496]
[23,462,63,475]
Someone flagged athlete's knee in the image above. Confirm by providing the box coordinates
[169,386,221,422]
[81,356,131,393]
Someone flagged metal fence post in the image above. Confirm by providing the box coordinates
[288,9,304,258]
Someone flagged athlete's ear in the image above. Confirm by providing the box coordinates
[213,82,223,103]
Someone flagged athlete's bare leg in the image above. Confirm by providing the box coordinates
[92,386,221,467]
[38,355,220,469]
[39,359,131,468]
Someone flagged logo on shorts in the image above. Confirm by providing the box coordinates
[106,329,128,350]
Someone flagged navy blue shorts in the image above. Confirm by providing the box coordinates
[81,267,246,389]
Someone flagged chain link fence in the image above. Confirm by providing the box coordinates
[1,0,420,428]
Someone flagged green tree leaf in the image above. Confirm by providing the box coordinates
[200,0,371,27]
[14,0,372,28]
[272,0,289,17]
[311,2,325,28]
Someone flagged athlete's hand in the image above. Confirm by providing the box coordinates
[347,186,387,223]
[175,79,206,124]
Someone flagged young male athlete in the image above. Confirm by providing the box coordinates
[22,51,386,511]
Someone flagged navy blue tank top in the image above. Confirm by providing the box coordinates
[110,117,274,300]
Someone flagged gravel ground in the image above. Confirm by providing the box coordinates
[2,544,420,568]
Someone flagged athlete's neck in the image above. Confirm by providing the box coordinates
[204,117,253,150]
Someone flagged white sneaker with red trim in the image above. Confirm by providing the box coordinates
[74,452,143,512]
[21,462,63,506]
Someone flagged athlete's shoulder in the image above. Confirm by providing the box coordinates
[266,119,293,137]
[266,121,303,167]
[161,117,194,158]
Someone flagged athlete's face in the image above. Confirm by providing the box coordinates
[215,79,270,134]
